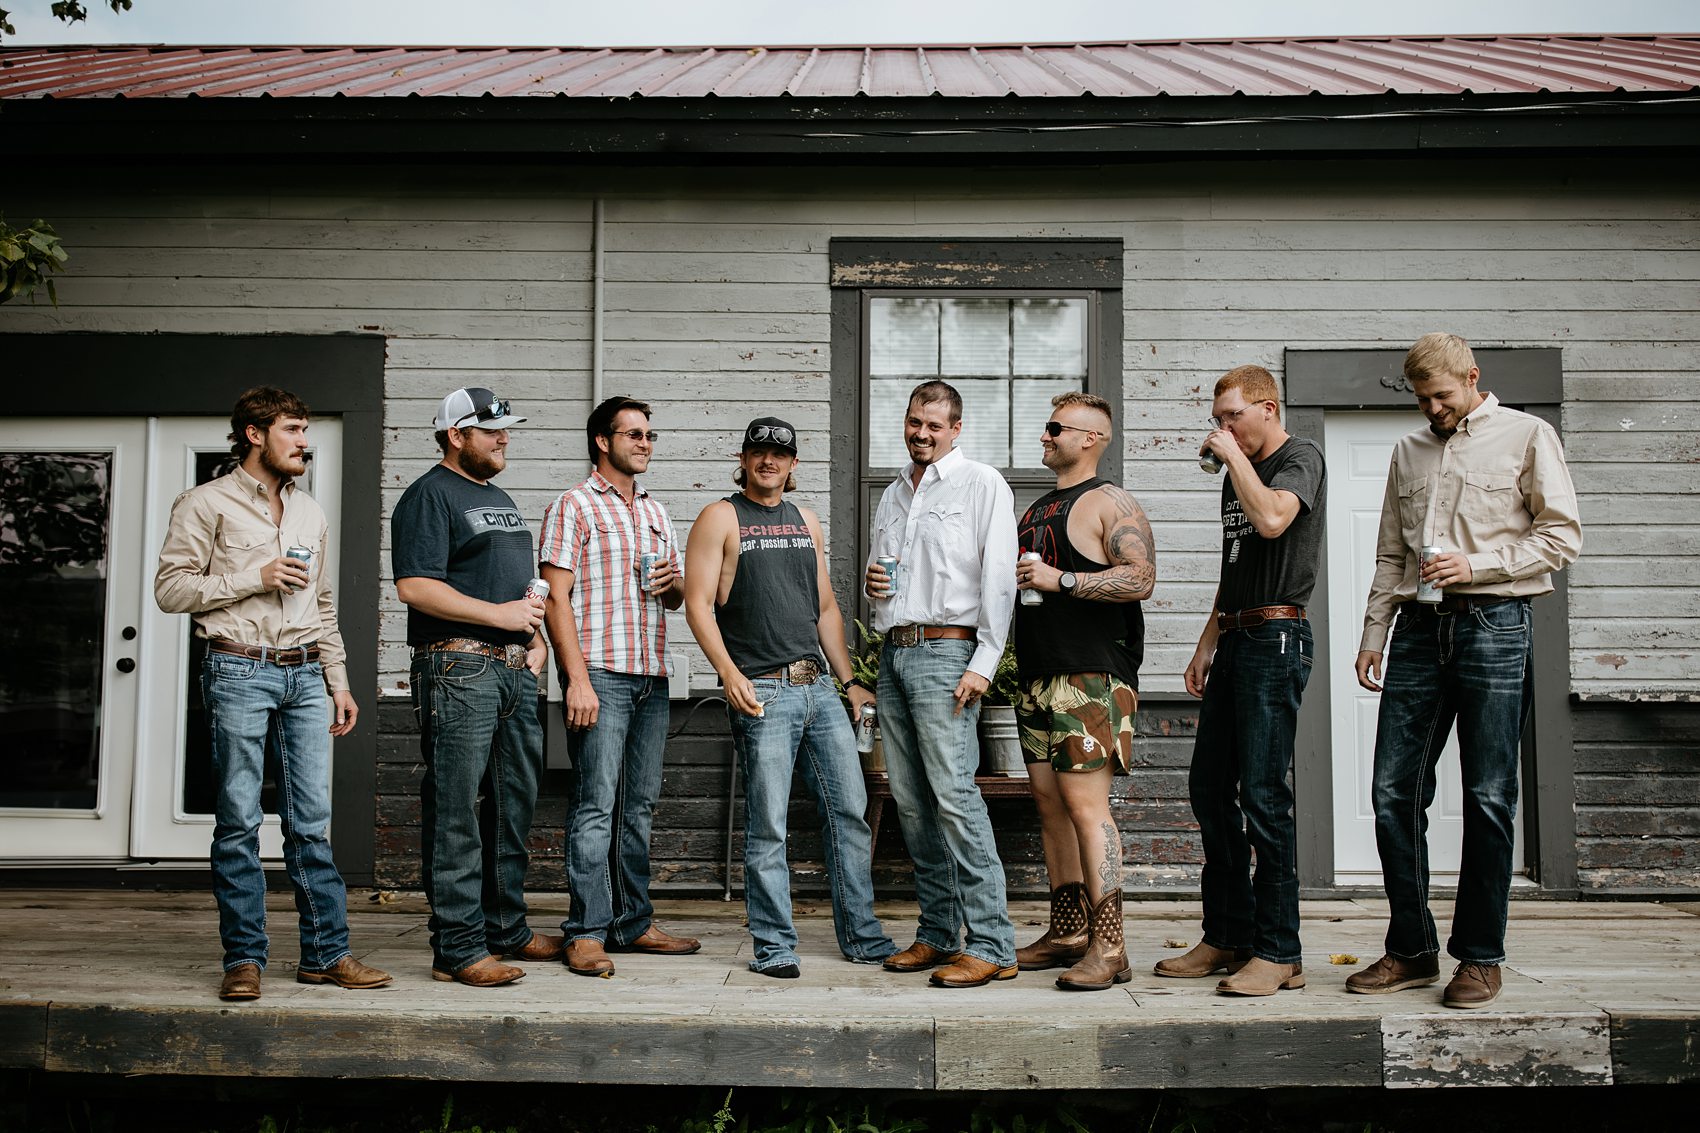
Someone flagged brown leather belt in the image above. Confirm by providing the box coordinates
[418,638,529,670]
[208,639,320,666]
[752,658,824,685]
[888,624,976,648]
[1216,605,1306,632]
[1410,595,1527,615]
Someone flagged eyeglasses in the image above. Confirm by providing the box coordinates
[749,424,794,446]
[1208,403,1267,430]
[609,429,661,443]
[1044,421,1097,438]
[451,398,513,429]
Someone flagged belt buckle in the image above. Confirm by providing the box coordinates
[503,644,528,670]
[788,658,821,685]
[890,624,920,648]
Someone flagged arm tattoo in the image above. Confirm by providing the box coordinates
[1071,487,1156,602]
[1098,820,1122,892]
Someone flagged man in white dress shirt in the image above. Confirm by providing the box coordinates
[865,380,1020,988]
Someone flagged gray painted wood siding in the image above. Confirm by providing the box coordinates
[3,159,1694,701]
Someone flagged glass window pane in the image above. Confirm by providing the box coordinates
[1011,378,1086,469]
[867,377,917,468]
[940,298,1010,376]
[0,451,111,810]
[1013,298,1087,377]
[952,378,1010,467]
[870,298,938,376]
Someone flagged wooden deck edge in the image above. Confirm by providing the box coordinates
[1381,1011,1613,1088]
[1608,1010,1700,1085]
[0,1002,49,1070]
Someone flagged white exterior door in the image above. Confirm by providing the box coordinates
[0,416,341,863]
[1323,411,1523,882]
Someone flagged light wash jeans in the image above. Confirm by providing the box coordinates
[201,652,349,972]
[877,637,1015,967]
[1373,599,1533,965]
[727,674,896,972]
[563,668,670,945]
[411,648,545,972]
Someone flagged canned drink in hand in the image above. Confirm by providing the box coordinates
[1018,551,1044,606]
[1417,545,1444,604]
[637,551,660,594]
[524,577,551,604]
[1199,448,1225,475]
[875,555,900,599]
[285,545,312,590]
[856,702,877,753]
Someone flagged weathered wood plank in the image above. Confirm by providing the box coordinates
[1381,1011,1613,1088]
[0,1002,48,1070]
[1609,1012,1700,1084]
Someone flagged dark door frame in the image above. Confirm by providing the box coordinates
[1285,347,1577,897]
[1,332,386,883]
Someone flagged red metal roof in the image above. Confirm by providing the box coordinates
[3,36,1699,99]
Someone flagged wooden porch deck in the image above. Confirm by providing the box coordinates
[1,890,1695,1091]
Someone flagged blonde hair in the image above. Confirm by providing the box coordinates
[1214,365,1281,416]
[1051,391,1113,437]
[1405,333,1477,384]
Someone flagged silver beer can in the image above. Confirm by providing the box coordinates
[636,551,660,593]
[856,702,877,754]
[1199,448,1225,475]
[1417,545,1444,604]
[1018,551,1044,606]
[875,555,900,599]
[285,545,312,590]
[524,576,551,603]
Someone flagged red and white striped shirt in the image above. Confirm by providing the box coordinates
[538,471,680,677]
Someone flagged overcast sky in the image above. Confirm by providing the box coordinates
[4,0,1697,47]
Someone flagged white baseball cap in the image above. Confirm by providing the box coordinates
[434,387,527,432]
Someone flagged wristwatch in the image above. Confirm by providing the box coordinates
[1058,571,1078,594]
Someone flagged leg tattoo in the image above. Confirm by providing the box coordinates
[1098,820,1122,893]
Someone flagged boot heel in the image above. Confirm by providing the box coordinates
[1114,967,1133,984]
[1283,972,1306,989]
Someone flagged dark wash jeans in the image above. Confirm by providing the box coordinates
[411,648,544,972]
[1190,618,1313,965]
[1373,598,1533,965]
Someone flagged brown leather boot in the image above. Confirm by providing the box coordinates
[1056,888,1131,991]
[1016,882,1091,971]
[1154,941,1253,979]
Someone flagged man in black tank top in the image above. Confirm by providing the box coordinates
[1012,392,1156,991]
[684,417,896,978]
[1157,365,1326,998]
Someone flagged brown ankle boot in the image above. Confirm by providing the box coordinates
[1016,882,1091,971]
[1056,888,1132,991]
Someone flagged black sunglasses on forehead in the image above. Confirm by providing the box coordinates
[749,424,793,446]
[451,398,512,429]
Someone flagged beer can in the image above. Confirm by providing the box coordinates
[636,551,660,593]
[1199,448,1225,475]
[524,577,551,604]
[285,545,312,590]
[1018,551,1044,606]
[856,702,877,754]
[1417,545,1444,604]
[875,555,900,599]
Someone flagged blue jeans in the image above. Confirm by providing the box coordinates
[1373,599,1533,965]
[563,668,669,945]
[727,675,896,972]
[201,653,349,973]
[1190,619,1313,965]
[877,638,1015,967]
[411,649,544,971]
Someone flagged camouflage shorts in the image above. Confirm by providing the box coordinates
[1015,672,1138,774]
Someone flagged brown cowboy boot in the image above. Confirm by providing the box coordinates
[1056,888,1132,991]
[1016,882,1091,971]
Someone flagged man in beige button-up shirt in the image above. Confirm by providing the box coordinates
[155,386,389,1002]
[1346,334,1581,1011]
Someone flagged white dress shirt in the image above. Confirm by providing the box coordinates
[867,447,1018,679]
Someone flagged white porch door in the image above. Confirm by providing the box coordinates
[0,416,340,863]
[1323,411,1523,883]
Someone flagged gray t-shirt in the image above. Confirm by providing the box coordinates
[1216,436,1327,612]
[392,463,535,647]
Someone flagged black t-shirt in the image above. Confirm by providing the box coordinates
[1216,436,1327,613]
[716,494,823,676]
[392,463,535,647]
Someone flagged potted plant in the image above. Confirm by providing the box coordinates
[977,639,1026,777]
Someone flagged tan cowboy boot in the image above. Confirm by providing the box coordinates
[1056,888,1132,991]
[1016,882,1091,971]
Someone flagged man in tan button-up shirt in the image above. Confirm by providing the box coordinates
[1346,334,1582,1011]
[155,386,389,1002]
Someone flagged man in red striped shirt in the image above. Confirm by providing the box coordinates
[539,396,699,977]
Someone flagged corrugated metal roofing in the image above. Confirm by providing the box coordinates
[3,36,1699,99]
